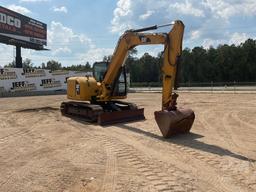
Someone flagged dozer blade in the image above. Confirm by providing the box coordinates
[98,108,145,126]
[154,108,195,138]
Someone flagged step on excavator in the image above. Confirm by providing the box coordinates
[61,20,195,138]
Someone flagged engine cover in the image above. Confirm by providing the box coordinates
[67,76,99,101]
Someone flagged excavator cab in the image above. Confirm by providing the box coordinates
[93,62,127,97]
[93,61,108,82]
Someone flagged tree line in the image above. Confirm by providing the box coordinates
[180,39,256,83]
[5,60,92,72]
[4,38,256,83]
[126,38,256,84]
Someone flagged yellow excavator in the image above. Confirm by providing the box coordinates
[61,20,195,138]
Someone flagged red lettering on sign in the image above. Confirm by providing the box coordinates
[0,23,16,32]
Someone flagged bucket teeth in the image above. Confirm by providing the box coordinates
[154,108,195,138]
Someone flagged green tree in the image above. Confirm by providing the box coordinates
[41,62,46,69]
[46,60,62,71]
[85,62,92,71]
[23,58,33,69]
[63,62,92,72]
[5,61,15,68]
[125,48,138,73]
[103,55,112,62]
[4,59,33,68]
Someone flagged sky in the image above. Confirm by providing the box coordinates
[0,0,256,67]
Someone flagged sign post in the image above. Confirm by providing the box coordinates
[16,45,22,68]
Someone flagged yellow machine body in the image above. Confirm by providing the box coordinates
[67,76,99,101]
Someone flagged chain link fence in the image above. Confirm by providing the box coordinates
[129,81,256,92]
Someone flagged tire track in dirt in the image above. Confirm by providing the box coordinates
[169,141,254,191]
[200,107,236,147]
[110,125,242,192]
[196,108,220,134]
[221,111,255,151]
[110,122,254,192]
[232,111,256,130]
[0,138,55,189]
[167,139,254,191]
[66,121,119,192]
[0,107,61,142]
[99,135,198,192]
[0,128,33,142]
[2,93,255,191]
[197,107,256,190]
[222,111,256,189]
[101,148,117,192]
[0,110,68,189]
[0,172,16,189]
[223,109,256,150]
[59,111,255,191]
[0,111,53,144]
[173,142,256,191]
[0,118,100,191]
[68,121,195,192]
[221,111,241,148]
[0,111,24,130]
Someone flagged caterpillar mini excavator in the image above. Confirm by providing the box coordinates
[61,20,195,138]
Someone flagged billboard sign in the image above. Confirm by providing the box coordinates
[0,6,47,49]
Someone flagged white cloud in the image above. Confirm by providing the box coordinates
[47,21,93,47]
[0,21,109,67]
[46,21,96,64]
[111,0,206,33]
[202,0,256,20]
[202,39,216,49]
[169,1,205,17]
[0,21,117,66]
[53,6,68,14]
[111,0,133,33]
[6,4,31,15]
[229,32,250,46]
[1,1,256,67]
[194,32,252,49]
[0,45,14,67]
[79,48,113,63]
[111,0,255,49]
[139,10,154,20]
[190,30,201,40]
[52,47,72,55]
[115,0,132,17]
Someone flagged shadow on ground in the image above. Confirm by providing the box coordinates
[15,107,60,113]
[115,124,255,162]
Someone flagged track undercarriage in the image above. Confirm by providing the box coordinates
[60,100,145,125]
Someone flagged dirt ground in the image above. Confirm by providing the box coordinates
[0,92,256,192]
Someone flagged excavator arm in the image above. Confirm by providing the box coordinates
[99,21,184,111]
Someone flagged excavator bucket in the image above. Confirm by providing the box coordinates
[154,108,195,138]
